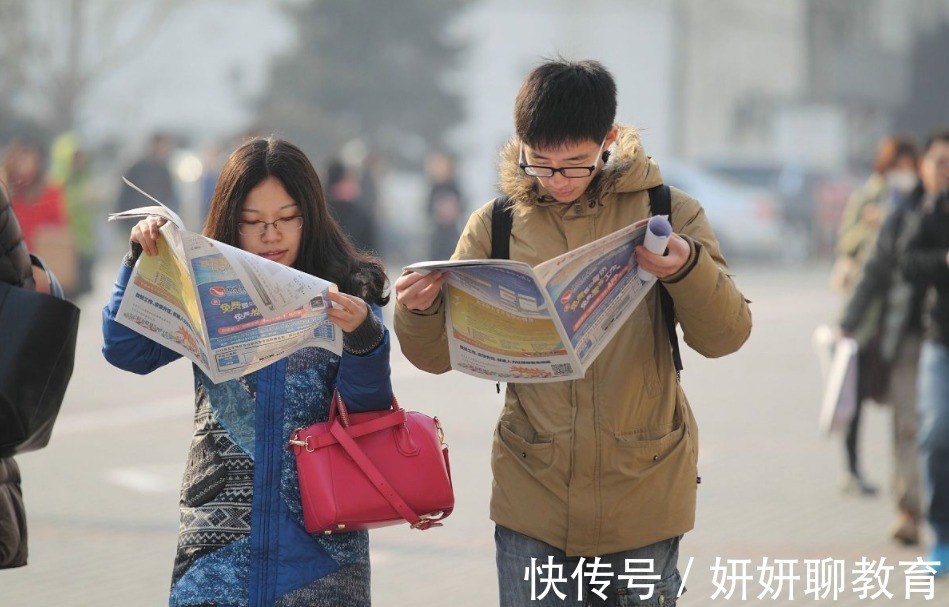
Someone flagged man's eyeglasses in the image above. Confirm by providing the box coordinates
[519,138,607,179]
[237,216,304,236]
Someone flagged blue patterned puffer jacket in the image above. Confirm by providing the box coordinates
[102,263,392,606]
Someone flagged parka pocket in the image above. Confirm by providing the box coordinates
[608,420,694,485]
[614,424,685,458]
[181,433,226,507]
[497,422,554,470]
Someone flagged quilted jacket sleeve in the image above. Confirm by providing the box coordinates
[336,304,393,413]
[101,261,182,374]
[660,190,752,358]
[0,186,34,290]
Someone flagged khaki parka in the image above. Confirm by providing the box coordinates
[395,126,752,556]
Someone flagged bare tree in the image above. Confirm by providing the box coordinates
[257,0,470,166]
[0,0,188,136]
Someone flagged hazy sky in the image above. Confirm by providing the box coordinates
[80,1,294,151]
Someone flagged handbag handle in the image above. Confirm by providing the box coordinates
[330,388,401,428]
[329,420,451,529]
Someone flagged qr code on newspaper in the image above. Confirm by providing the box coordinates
[551,363,573,376]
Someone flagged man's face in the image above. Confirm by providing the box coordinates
[521,128,617,203]
[920,140,949,195]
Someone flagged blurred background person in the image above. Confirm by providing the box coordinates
[832,134,920,293]
[831,135,920,503]
[50,132,98,300]
[0,139,75,298]
[838,133,936,545]
[115,132,179,214]
[0,139,68,253]
[358,149,388,260]
[325,157,378,254]
[424,151,464,260]
[0,181,35,569]
[899,129,949,576]
[358,150,385,225]
[1,182,71,568]
[198,141,225,226]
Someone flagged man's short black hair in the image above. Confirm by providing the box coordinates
[514,58,617,150]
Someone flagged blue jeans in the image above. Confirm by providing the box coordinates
[496,525,683,606]
[918,341,949,545]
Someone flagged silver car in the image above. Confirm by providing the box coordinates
[657,160,802,262]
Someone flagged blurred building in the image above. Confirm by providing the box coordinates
[450,0,949,206]
[678,0,949,171]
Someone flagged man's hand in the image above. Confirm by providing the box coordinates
[636,233,690,279]
[395,270,447,311]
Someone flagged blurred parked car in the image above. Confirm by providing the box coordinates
[657,160,797,262]
[701,158,855,259]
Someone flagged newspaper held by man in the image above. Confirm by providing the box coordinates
[406,215,667,382]
[108,180,340,383]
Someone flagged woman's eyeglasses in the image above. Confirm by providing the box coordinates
[237,216,304,236]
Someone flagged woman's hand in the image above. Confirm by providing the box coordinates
[394,270,447,311]
[326,291,370,333]
[130,216,168,256]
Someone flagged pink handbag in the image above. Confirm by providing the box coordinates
[289,389,454,534]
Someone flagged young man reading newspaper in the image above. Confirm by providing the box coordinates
[394,58,752,605]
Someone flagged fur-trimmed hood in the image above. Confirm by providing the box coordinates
[497,124,663,206]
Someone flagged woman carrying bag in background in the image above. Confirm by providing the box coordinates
[0,182,79,568]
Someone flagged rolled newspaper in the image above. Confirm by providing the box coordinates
[637,215,672,281]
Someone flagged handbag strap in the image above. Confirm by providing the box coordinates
[328,420,451,530]
[291,409,409,451]
[330,388,402,428]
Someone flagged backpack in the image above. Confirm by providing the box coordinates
[489,185,683,376]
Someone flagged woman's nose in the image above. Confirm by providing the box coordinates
[261,223,282,240]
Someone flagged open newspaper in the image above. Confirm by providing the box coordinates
[108,181,340,383]
[406,216,664,382]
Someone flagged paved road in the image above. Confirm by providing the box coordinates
[2,260,945,605]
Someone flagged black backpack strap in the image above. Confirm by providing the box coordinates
[490,196,515,260]
[490,195,515,393]
[647,184,683,376]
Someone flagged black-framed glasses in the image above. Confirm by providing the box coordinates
[237,216,304,236]
[519,138,607,178]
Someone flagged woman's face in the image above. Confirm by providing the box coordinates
[237,176,303,267]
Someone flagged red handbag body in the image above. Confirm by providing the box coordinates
[289,390,454,534]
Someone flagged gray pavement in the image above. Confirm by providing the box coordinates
[2,260,946,605]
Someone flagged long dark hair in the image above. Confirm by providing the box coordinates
[203,137,389,305]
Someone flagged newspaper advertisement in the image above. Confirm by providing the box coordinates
[109,184,340,383]
[407,216,660,382]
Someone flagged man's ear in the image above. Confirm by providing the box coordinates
[605,125,619,147]
[602,126,619,163]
